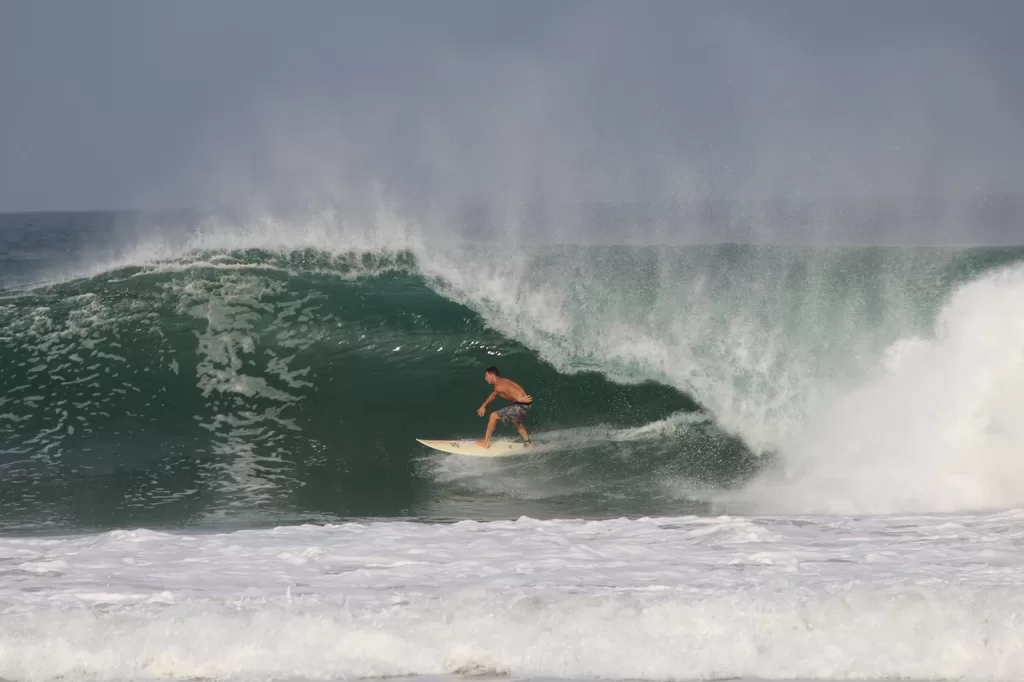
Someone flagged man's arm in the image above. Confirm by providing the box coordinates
[477,391,498,416]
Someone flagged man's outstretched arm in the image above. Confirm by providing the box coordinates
[477,391,498,416]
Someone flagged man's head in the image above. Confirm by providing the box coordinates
[484,366,500,384]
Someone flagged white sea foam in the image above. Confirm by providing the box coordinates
[738,263,1024,514]
[3,512,1024,681]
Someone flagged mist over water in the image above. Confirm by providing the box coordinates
[168,3,1023,248]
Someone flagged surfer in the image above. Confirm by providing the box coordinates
[476,366,533,448]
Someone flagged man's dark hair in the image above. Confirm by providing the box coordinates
[485,366,500,376]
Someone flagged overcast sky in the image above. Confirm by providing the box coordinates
[2,1,1022,221]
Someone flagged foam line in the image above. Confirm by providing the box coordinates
[3,513,1024,681]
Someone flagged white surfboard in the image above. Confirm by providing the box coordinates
[416,438,532,457]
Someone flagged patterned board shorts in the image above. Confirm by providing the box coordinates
[497,402,532,425]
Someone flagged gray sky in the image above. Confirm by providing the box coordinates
[2,1,1023,230]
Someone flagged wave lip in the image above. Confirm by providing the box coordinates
[4,511,1024,681]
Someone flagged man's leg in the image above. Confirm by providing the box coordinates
[476,411,500,448]
[513,421,531,445]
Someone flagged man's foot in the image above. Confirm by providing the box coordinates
[475,440,490,449]
[523,440,533,447]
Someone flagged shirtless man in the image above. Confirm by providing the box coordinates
[476,366,533,448]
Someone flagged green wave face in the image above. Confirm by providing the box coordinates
[0,250,742,532]
[4,242,1024,531]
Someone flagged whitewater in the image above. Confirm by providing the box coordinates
[4,211,1024,680]
[6,512,1024,681]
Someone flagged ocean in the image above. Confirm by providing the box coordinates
[3,209,1024,680]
